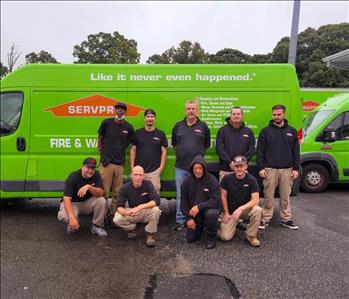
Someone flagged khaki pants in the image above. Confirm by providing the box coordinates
[262,168,293,223]
[144,168,161,195]
[219,170,233,182]
[100,163,124,215]
[218,206,262,241]
[57,196,107,227]
[113,207,161,234]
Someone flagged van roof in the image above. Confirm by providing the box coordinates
[1,63,299,90]
[318,93,349,110]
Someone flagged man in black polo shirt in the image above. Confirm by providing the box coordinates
[172,100,211,231]
[113,166,161,247]
[98,102,134,220]
[219,156,262,247]
[130,109,168,195]
[180,155,221,249]
[57,157,108,237]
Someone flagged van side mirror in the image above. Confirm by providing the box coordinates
[319,129,336,142]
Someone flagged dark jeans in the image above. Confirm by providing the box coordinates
[186,208,220,243]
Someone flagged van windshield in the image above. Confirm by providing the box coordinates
[303,109,335,137]
[0,92,23,136]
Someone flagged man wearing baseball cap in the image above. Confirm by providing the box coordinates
[130,108,168,195]
[219,155,262,247]
[57,157,108,237]
[97,102,134,224]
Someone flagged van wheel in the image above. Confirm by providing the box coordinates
[301,164,329,193]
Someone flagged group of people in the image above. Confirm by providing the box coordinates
[58,100,300,249]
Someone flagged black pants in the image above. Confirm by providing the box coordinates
[186,208,220,243]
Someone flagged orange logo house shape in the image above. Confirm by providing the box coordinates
[302,100,320,112]
[44,94,145,117]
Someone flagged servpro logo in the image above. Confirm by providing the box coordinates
[44,95,145,117]
[302,100,320,112]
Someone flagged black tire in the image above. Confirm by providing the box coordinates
[300,164,330,193]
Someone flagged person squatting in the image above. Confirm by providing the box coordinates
[58,102,300,248]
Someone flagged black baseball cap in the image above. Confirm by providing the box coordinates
[144,109,156,117]
[115,102,127,110]
[233,155,247,165]
[83,157,97,169]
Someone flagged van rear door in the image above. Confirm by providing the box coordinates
[0,90,30,195]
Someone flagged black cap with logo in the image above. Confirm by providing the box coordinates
[83,157,97,169]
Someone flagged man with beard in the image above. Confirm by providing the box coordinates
[257,104,300,230]
[130,109,167,195]
[216,106,255,181]
[98,102,134,223]
[180,155,221,249]
[57,157,108,237]
[172,100,211,231]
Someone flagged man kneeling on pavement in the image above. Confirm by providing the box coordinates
[180,155,221,249]
[219,155,262,247]
[57,157,108,237]
[113,165,161,247]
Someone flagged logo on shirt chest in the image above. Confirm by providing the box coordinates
[153,137,160,141]
[242,134,249,138]
[243,184,249,188]
[286,133,293,137]
[122,130,129,134]
[203,188,210,192]
[194,129,202,133]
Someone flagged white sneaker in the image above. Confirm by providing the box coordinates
[91,225,108,237]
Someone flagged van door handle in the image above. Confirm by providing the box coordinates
[17,137,26,151]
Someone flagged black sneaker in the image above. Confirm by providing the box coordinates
[281,220,298,230]
[258,221,269,230]
[206,236,217,249]
[174,223,185,231]
[106,215,119,229]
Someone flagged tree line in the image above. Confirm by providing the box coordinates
[1,23,348,87]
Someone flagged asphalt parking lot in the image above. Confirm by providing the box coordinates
[1,185,348,299]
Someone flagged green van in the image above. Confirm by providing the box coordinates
[301,93,349,192]
[1,64,303,198]
[300,88,349,115]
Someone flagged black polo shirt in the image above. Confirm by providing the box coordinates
[171,118,210,171]
[220,172,259,213]
[98,118,134,166]
[116,180,161,208]
[63,170,104,202]
[131,128,168,173]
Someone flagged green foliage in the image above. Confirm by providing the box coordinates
[271,23,349,87]
[1,62,9,79]
[25,51,59,64]
[73,31,140,64]
[249,53,272,64]
[147,41,209,64]
[209,48,251,64]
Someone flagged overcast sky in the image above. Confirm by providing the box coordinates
[1,1,348,66]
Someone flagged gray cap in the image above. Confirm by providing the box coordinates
[233,155,247,165]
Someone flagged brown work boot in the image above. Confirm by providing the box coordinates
[127,224,139,239]
[145,233,157,247]
[246,234,260,247]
